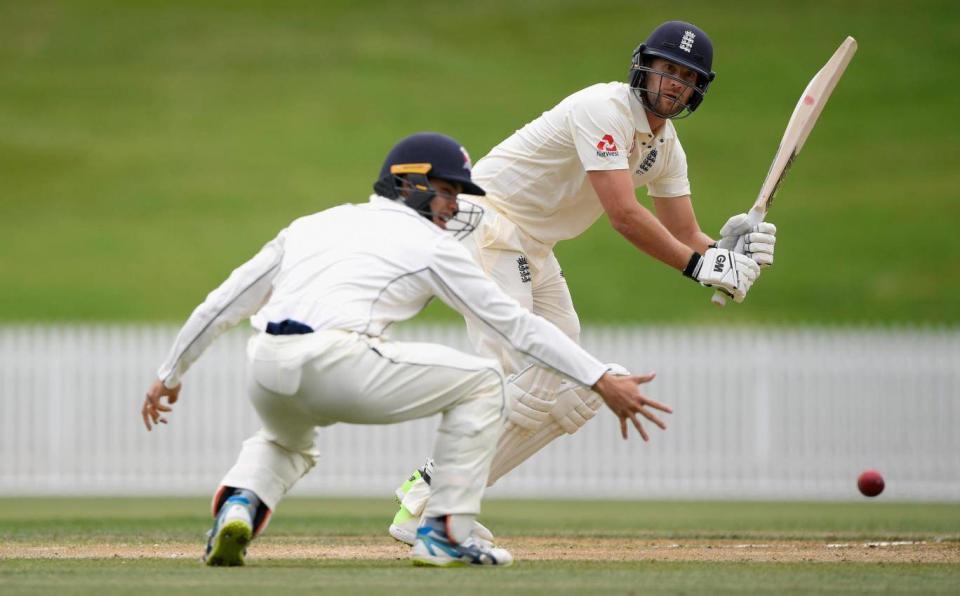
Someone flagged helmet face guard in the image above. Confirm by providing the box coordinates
[373,133,487,239]
[629,21,716,119]
[629,61,707,119]
[443,197,485,241]
[373,163,485,240]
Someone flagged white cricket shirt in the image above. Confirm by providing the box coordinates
[156,196,608,389]
[473,82,691,246]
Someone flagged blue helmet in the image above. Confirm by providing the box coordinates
[373,132,485,237]
[629,21,717,118]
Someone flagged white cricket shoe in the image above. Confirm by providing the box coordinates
[410,520,513,567]
[389,506,495,547]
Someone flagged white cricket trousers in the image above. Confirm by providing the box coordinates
[219,330,506,517]
[461,204,581,375]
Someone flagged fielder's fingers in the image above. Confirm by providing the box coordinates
[147,395,166,423]
[620,417,628,440]
[638,407,668,430]
[630,414,649,442]
[142,402,153,431]
[641,397,673,414]
[631,372,656,385]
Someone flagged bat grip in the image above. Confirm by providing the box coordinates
[710,209,762,307]
[710,236,746,306]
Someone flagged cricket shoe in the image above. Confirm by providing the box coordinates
[389,504,495,547]
[203,494,254,567]
[410,518,513,567]
[388,461,495,547]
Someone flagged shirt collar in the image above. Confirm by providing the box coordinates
[628,89,676,142]
[369,194,405,209]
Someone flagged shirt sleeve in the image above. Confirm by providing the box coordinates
[156,231,286,388]
[426,235,608,386]
[569,93,634,172]
[646,137,691,198]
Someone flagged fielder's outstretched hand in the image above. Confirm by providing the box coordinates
[592,372,671,440]
[142,378,181,431]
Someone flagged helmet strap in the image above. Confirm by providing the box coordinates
[398,173,437,219]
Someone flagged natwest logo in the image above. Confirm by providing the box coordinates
[595,134,620,157]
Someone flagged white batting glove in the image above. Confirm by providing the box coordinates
[685,247,761,303]
[719,213,777,268]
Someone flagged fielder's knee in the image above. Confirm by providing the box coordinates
[479,365,508,424]
[448,364,506,433]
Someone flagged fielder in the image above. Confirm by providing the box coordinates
[140,132,671,568]
[389,21,774,545]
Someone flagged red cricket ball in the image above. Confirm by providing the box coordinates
[858,469,885,497]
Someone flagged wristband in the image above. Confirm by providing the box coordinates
[682,252,702,279]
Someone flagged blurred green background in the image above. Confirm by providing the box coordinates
[1,0,957,324]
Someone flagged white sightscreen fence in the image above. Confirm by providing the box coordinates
[0,324,957,501]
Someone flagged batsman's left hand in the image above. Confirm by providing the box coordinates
[142,378,181,431]
[719,213,777,268]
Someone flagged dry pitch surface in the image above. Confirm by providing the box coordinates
[3,537,957,564]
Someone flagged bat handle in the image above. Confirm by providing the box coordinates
[709,232,749,308]
[711,290,729,307]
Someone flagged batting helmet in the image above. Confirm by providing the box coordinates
[373,132,485,237]
[629,21,717,117]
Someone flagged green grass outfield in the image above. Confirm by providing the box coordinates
[1,0,958,324]
[1,498,958,594]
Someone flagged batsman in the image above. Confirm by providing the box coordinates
[389,21,777,545]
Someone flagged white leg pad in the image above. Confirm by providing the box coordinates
[487,382,602,486]
[503,365,561,433]
[549,382,604,434]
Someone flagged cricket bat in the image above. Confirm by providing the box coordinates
[712,36,858,306]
